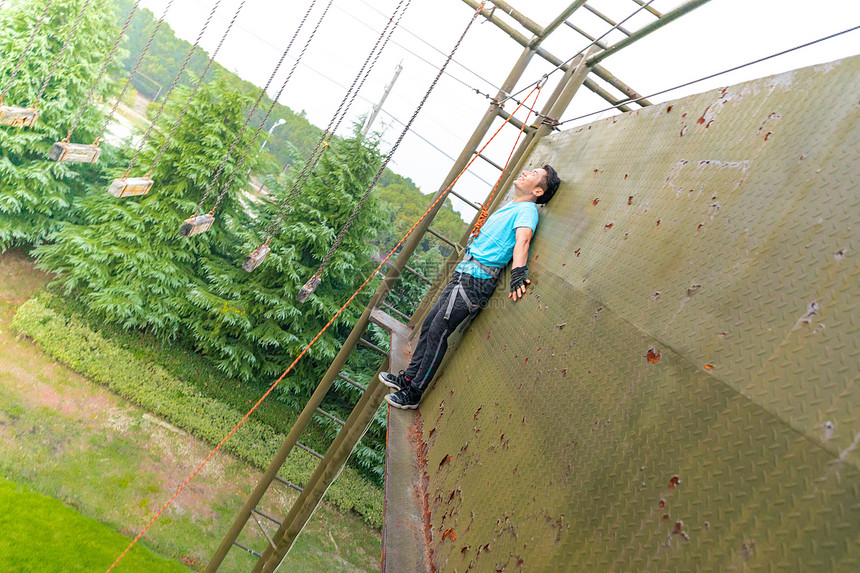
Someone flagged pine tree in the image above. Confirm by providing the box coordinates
[188,124,388,388]
[35,74,262,336]
[0,0,120,250]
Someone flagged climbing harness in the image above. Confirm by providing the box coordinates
[241,0,410,274]
[179,0,334,238]
[0,0,54,127]
[108,0,243,199]
[47,0,143,164]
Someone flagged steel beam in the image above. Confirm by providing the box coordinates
[537,0,589,41]
[587,0,714,66]
[484,0,543,37]
[463,0,649,109]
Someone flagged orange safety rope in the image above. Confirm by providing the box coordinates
[106,65,540,573]
[471,80,543,239]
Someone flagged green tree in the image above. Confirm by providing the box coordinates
[35,74,263,337]
[0,0,121,250]
[188,124,387,386]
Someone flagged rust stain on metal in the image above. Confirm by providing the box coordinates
[669,475,681,489]
[605,222,614,230]
[439,454,452,469]
[592,197,600,206]
[647,348,661,363]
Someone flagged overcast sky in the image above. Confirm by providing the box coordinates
[134,0,860,218]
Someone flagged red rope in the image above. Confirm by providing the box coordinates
[106,77,541,573]
[471,82,542,239]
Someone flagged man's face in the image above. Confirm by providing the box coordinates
[514,168,547,199]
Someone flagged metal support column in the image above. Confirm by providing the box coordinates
[206,30,537,573]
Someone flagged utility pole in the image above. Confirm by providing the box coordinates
[361,62,403,136]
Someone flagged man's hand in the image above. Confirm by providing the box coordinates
[509,266,529,301]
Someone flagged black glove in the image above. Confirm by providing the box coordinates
[510,266,529,295]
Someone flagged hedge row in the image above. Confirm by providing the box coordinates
[10,295,382,528]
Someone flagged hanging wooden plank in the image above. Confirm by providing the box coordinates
[296,274,322,303]
[242,244,271,272]
[179,213,215,237]
[0,105,39,127]
[108,177,154,198]
[48,141,101,163]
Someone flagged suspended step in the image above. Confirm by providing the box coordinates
[108,177,153,198]
[296,274,321,303]
[242,244,271,272]
[48,141,101,164]
[0,105,39,127]
[179,213,215,238]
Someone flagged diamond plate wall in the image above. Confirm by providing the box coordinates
[407,55,860,572]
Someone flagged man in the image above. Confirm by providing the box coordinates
[381,164,561,410]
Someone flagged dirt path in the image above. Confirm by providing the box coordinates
[0,250,379,572]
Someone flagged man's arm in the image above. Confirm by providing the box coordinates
[509,226,533,302]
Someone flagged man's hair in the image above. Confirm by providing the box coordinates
[536,164,560,205]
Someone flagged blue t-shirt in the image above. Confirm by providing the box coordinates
[456,201,539,279]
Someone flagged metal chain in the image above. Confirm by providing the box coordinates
[260,0,408,246]
[97,0,175,144]
[193,0,329,215]
[496,0,657,108]
[123,0,224,178]
[0,0,54,105]
[63,0,142,142]
[212,0,396,217]
[312,2,484,279]
[33,0,95,106]
[146,0,247,176]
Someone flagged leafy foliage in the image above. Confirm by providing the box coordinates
[35,74,262,337]
[0,0,120,250]
[11,294,384,527]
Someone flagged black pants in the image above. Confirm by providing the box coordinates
[405,272,498,393]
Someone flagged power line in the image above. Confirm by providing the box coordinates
[351,0,502,92]
[557,23,860,126]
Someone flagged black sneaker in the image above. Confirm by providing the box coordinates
[385,387,422,410]
[379,370,408,391]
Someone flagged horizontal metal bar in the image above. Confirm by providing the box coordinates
[315,407,345,426]
[233,540,263,558]
[381,301,411,323]
[586,0,714,67]
[359,337,389,357]
[584,3,632,36]
[474,150,504,171]
[564,20,608,49]
[273,475,304,492]
[252,512,277,549]
[425,227,459,249]
[583,78,631,113]
[495,106,535,132]
[295,441,325,460]
[337,372,367,392]
[252,508,283,526]
[630,0,663,19]
[379,259,433,285]
[447,188,481,211]
[486,0,542,36]
[591,64,652,106]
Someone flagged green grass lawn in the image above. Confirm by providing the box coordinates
[0,249,382,571]
[0,477,188,572]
